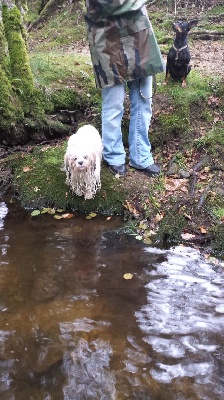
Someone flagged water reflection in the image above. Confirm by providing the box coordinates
[0,202,8,230]
[0,201,223,399]
[136,246,224,399]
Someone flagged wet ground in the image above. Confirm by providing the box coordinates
[0,200,224,399]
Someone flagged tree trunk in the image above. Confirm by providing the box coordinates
[27,0,65,31]
[0,11,24,143]
[2,4,34,99]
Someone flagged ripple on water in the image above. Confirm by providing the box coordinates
[0,202,8,231]
[135,245,224,397]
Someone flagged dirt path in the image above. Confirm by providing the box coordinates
[190,40,224,76]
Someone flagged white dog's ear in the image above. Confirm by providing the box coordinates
[90,152,96,169]
[64,154,69,170]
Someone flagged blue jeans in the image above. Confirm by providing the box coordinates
[101,76,154,169]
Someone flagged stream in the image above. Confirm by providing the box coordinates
[0,200,223,399]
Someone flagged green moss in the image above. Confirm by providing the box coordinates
[155,211,187,245]
[11,144,126,215]
[211,224,224,259]
[50,89,84,111]
[158,112,189,139]
[0,21,10,75]
[29,51,101,116]
[211,207,224,221]
[194,125,224,156]
[0,66,24,131]
[154,71,223,146]
[2,5,34,98]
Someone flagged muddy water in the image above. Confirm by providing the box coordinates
[0,201,223,400]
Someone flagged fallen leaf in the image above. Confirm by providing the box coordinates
[183,213,192,220]
[41,208,51,214]
[181,233,196,240]
[54,214,63,219]
[123,273,133,280]
[155,213,164,223]
[86,212,97,219]
[199,175,208,181]
[135,235,143,240]
[204,166,210,173]
[165,178,188,192]
[200,226,207,234]
[207,95,221,107]
[31,210,40,217]
[23,166,31,172]
[143,238,153,244]
[139,222,148,230]
[124,201,139,218]
[89,212,97,218]
[48,209,56,215]
[62,213,74,219]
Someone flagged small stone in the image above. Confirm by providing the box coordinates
[166,164,178,175]
[179,169,191,178]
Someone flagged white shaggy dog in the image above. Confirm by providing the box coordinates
[64,125,103,200]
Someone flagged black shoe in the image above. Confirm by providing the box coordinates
[108,164,127,176]
[138,163,161,176]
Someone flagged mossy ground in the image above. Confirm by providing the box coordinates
[9,144,126,215]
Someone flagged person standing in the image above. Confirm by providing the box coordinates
[85,0,164,176]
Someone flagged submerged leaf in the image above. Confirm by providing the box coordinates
[73,226,82,232]
[123,273,133,280]
[54,214,63,219]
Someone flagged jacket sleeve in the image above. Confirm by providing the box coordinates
[90,0,150,16]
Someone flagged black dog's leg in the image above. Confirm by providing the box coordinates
[164,63,170,85]
[181,64,191,87]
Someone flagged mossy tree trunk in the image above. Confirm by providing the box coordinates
[0,0,37,144]
[0,1,68,145]
[27,0,65,30]
[2,3,34,100]
[0,11,24,142]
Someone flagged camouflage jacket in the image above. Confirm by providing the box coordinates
[85,0,164,89]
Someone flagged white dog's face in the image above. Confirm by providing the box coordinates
[67,152,94,172]
[65,125,102,174]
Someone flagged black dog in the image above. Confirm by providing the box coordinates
[164,20,199,87]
